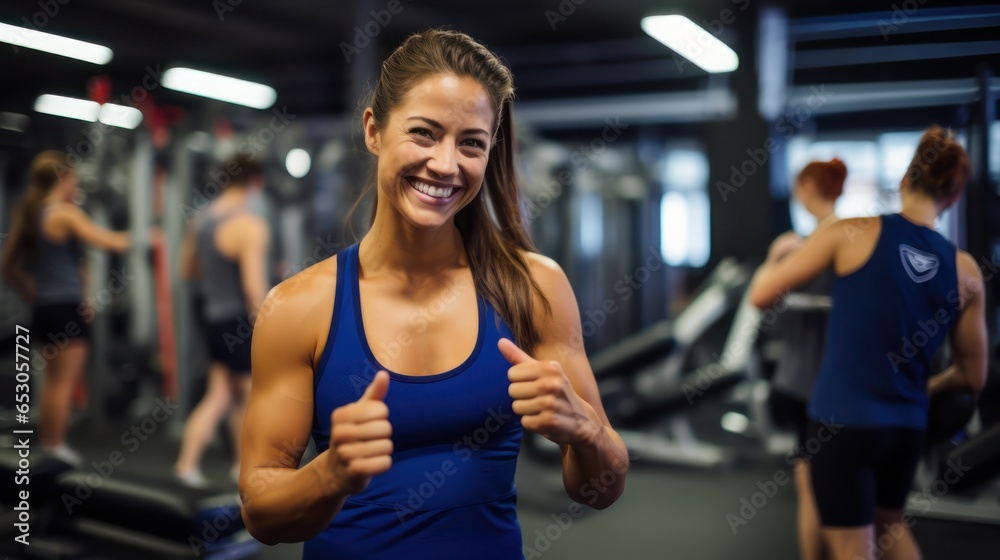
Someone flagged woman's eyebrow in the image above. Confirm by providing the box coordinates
[406,116,489,137]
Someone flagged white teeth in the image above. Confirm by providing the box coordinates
[411,180,454,199]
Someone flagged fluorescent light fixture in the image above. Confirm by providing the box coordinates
[641,15,739,73]
[285,148,311,178]
[0,22,112,64]
[34,94,99,122]
[163,67,276,109]
[99,103,143,129]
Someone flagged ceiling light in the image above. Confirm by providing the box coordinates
[34,94,99,122]
[99,103,143,129]
[641,15,739,73]
[0,22,112,64]
[285,148,311,178]
[163,67,276,109]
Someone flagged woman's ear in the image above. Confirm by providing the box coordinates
[362,108,380,156]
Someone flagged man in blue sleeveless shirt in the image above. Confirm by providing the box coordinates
[750,127,988,560]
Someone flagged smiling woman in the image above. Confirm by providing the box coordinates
[238,28,628,560]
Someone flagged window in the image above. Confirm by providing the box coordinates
[660,149,710,267]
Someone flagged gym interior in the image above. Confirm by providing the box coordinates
[1,1,999,559]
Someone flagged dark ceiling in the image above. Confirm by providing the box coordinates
[1,0,998,117]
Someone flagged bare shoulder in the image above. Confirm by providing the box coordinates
[43,203,84,237]
[255,255,339,368]
[522,251,563,283]
[234,213,269,236]
[519,250,578,332]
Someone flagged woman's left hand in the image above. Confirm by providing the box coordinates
[498,338,604,446]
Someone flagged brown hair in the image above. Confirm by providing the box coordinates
[347,28,550,354]
[222,153,264,187]
[797,158,847,201]
[1,151,74,299]
[905,126,969,203]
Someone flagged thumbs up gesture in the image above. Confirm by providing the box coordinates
[498,338,602,446]
[327,370,393,495]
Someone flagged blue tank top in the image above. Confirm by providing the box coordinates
[809,214,959,429]
[305,243,524,560]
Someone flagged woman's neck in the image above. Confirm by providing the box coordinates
[361,209,466,280]
[899,190,939,228]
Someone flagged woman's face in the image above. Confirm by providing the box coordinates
[365,73,495,231]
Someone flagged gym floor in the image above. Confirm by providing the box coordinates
[60,413,999,560]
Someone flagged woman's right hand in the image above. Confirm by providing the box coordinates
[325,370,393,495]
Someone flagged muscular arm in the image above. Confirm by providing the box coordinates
[58,205,131,253]
[526,254,629,510]
[239,264,350,545]
[928,252,988,395]
[749,219,845,309]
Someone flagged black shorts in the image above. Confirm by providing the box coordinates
[769,389,809,457]
[204,317,252,375]
[807,420,923,527]
[33,302,90,347]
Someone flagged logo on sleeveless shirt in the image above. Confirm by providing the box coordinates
[899,244,939,284]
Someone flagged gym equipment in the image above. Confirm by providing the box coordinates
[925,389,978,444]
[0,449,256,559]
[526,258,751,467]
[907,421,1000,526]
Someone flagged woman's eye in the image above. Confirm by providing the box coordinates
[410,128,434,139]
[461,139,486,149]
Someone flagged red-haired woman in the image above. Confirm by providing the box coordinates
[767,157,847,560]
[238,29,628,558]
[751,127,988,560]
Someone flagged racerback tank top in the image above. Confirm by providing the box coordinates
[809,214,959,429]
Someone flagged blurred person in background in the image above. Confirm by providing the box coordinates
[174,154,270,486]
[750,127,988,560]
[1,150,138,464]
[766,158,847,560]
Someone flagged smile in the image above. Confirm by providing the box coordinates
[406,177,463,203]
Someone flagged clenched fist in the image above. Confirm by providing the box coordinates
[499,338,603,446]
[326,370,394,495]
